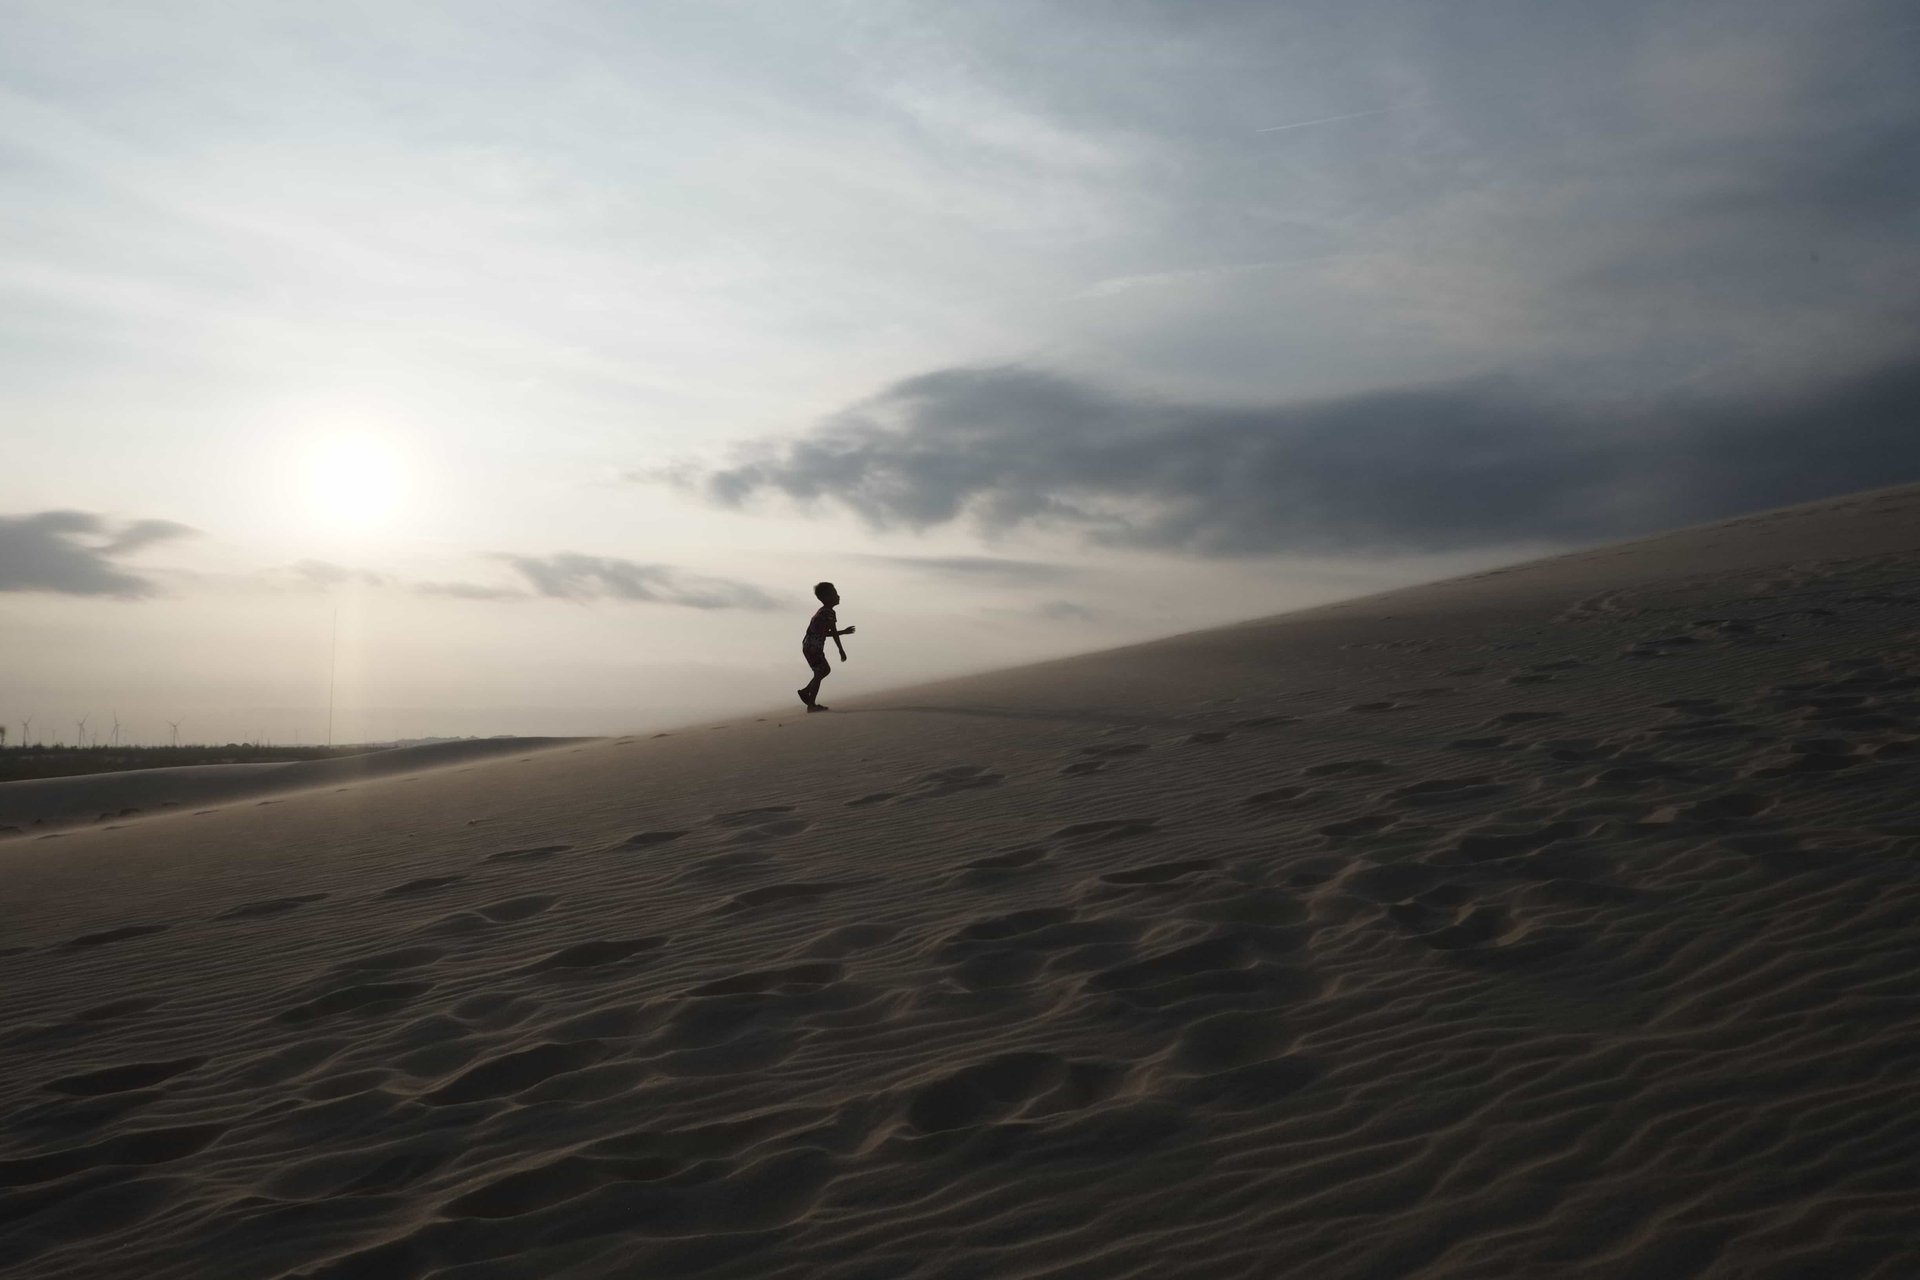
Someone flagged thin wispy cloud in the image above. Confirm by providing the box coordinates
[853,554,1080,586]
[1254,108,1390,135]
[502,553,782,610]
[413,580,527,602]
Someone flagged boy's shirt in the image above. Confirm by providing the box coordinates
[804,605,836,647]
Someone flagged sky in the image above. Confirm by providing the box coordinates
[3,0,1917,744]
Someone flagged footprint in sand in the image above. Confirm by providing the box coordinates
[65,923,171,949]
[1079,743,1150,758]
[1060,760,1107,776]
[0,1122,229,1184]
[1387,776,1507,805]
[216,893,329,920]
[619,831,689,849]
[1302,759,1391,777]
[845,792,897,807]
[1583,760,1694,789]
[1098,858,1220,886]
[75,997,166,1022]
[476,895,559,923]
[483,844,574,863]
[966,846,1050,871]
[524,936,667,972]
[1087,932,1314,1010]
[900,765,1005,800]
[43,1056,207,1097]
[1050,818,1160,843]
[684,961,844,998]
[938,908,1141,990]
[706,807,813,842]
[1244,785,1322,809]
[381,875,466,898]
[1657,697,1729,715]
[334,945,446,972]
[713,806,796,828]
[803,923,901,957]
[1446,820,1594,863]
[717,881,851,914]
[1643,792,1777,825]
[1317,815,1397,843]
[951,846,1052,888]
[278,981,435,1024]
[1386,900,1582,965]
[1343,861,1448,904]
[424,1040,608,1105]
[904,1051,1078,1132]
[731,818,812,843]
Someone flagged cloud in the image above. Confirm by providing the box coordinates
[260,558,774,607]
[501,553,781,610]
[853,554,1079,586]
[413,580,527,601]
[0,510,196,597]
[98,517,198,556]
[684,358,1920,556]
[1029,600,1103,623]
[290,559,389,589]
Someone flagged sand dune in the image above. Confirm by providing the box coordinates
[3,482,1918,1279]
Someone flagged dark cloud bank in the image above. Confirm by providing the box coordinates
[0,511,195,597]
[690,356,1920,555]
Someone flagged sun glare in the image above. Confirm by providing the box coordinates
[303,434,408,532]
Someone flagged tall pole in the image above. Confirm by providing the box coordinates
[328,607,339,747]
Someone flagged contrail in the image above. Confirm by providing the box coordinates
[1255,108,1389,134]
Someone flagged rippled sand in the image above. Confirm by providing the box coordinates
[3,482,1918,1279]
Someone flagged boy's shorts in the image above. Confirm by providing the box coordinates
[802,642,830,677]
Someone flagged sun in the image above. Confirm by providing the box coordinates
[302,434,408,532]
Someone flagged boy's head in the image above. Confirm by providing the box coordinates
[814,581,839,606]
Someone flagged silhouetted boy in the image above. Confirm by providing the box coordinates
[798,581,854,711]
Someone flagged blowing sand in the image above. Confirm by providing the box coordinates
[3,483,1918,1279]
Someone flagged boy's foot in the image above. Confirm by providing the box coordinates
[796,688,813,708]
[807,704,830,713]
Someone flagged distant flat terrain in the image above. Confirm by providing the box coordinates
[1,483,1916,1279]
[0,738,588,836]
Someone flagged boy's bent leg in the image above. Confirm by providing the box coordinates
[799,647,830,707]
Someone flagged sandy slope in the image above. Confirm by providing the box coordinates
[2,482,1917,1280]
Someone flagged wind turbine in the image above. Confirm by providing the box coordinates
[76,715,88,749]
[110,710,121,748]
[166,719,183,748]
[21,714,32,747]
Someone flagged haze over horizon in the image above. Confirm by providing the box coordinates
[4,0,1917,743]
